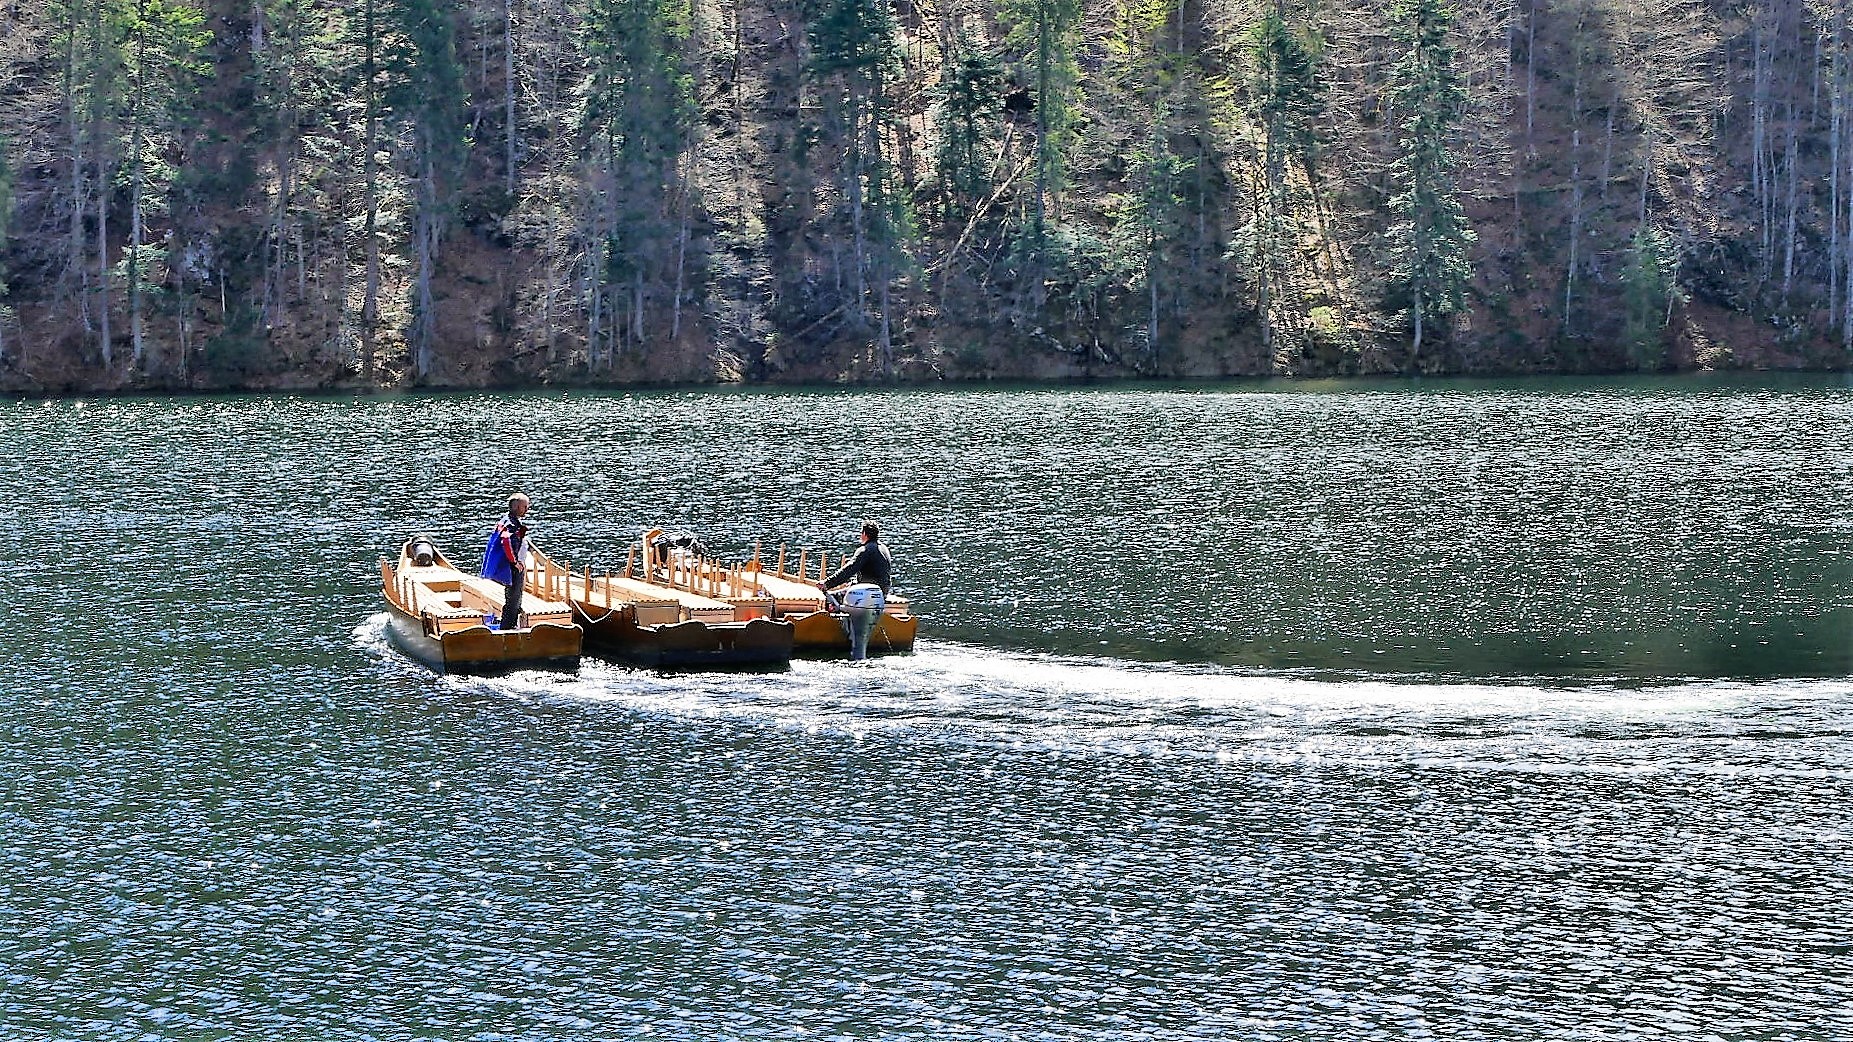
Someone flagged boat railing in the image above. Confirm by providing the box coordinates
[748,541,911,618]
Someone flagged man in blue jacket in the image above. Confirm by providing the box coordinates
[481,493,532,630]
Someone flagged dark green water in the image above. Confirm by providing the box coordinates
[4,376,1851,1039]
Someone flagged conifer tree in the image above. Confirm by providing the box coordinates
[386,0,467,379]
[999,0,1081,298]
[1115,110,1189,360]
[1241,3,1324,353]
[1622,223,1679,370]
[1105,0,1190,363]
[581,0,697,363]
[0,133,12,362]
[932,27,1004,226]
[809,0,910,371]
[120,0,207,372]
[78,0,129,368]
[1383,0,1475,369]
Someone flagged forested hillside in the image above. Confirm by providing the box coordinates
[0,0,1848,391]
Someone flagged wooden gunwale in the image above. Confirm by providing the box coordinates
[380,539,581,673]
[526,545,794,668]
[739,541,920,654]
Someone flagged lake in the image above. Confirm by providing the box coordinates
[4,375,1850,1039]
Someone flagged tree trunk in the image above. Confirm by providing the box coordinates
[129,21,145,372]
[1411,286,1425,371]
[1147,225,1159,365]
[98,156,111,369]
[1565,131,1581,337]
[878,275,893,378]
[1524,0,1536,150]
[1831,17,1842,320]
[504,0,516,192]
[1600,80,1617,204]
[362,0,380,378]
[1781,104,1798,301]
[66,2,88,320]
[672,149,690,341]
[849,81,869,324]
[632,268,644,346]
[414,142,436,379]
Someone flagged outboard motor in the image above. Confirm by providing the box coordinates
[409,534,438,567]
[841,583,886,612]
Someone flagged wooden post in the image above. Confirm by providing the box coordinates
[776,544,787,576]
[798,550,807,582]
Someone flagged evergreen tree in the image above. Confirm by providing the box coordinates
[1240,4,1324,353]
[120,0,208,372]
[75,0,130,368]
[999,0,1081,297]
[1622,224,1680,370]
[0,133,12,361]
[581,0,697,363]
[1105,0,1191,365]
[932,28,1004,226]
[244,0,338,337]
[1113,109,1190,361]
[40,0,206,373]
[1383,0,1474,370]
[809,0,910,372]
[385,0,467,379]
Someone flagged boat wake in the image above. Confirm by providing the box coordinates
[352,614,1852,776]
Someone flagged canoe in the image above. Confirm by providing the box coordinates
[528,545,793,670]
[380,536,582,674]
[737,543,920,656]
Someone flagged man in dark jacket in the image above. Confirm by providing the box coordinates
[481,493,532,630]
[818,521,892,660]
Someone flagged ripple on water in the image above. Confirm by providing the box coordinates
[6,380,1853,1039]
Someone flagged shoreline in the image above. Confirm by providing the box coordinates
[10,361,1853,403]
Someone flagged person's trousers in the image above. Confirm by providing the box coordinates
[844,606,876,661]
[501,573,525,630]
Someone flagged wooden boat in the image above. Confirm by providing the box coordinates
[737,542,920,656]
[379,536,582,674]
[527,540,793,670]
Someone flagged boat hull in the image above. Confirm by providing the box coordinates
[384,600,582,675]
[578,606,795,669]
[788,610,919,655]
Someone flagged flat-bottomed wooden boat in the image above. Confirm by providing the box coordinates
[738,543,920,656]
[380,536,582,674]
[528,543,793,670]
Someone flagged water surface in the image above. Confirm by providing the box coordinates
[4,376,1850,1039]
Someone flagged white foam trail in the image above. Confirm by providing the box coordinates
[355,623,1853,776]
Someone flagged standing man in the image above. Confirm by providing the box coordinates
[481,493,532,630]
[818,521,893,661]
